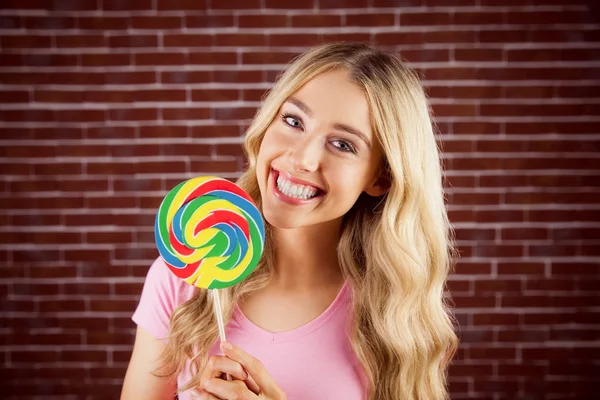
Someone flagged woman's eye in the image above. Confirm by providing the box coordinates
[332,140,356,154]
[282,114,302,129]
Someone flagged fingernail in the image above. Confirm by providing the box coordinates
[221,341,233,350]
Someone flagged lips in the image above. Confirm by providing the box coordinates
[274,168,326,193]
[270,168,325,205]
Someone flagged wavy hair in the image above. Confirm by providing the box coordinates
[156,42,459,400]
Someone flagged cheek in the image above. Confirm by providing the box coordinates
[258,128,289,160]
[329,164,371,196]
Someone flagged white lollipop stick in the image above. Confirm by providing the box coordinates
[211,289,232,381]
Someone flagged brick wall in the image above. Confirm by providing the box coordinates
[1,1,599,399]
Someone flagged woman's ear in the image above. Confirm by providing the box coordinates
[364,172,391,197]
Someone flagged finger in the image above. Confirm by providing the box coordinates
[204,377,258,400]
[244,372,261,395]
[191,389,221,400]
[220,342,284,397]
[204,355,248,381]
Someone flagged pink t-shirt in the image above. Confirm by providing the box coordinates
[132,257,368,400]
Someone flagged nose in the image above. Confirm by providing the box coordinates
[288,135,323,173]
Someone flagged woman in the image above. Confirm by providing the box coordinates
[121,42,458,400]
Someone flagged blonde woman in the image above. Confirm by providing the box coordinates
[121,42,458,400]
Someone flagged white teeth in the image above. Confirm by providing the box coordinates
[275,173,319,200]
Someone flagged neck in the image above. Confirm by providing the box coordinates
[270,218,344,290]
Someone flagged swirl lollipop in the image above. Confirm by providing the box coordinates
[154,176,265,371]
[154,176,265,290]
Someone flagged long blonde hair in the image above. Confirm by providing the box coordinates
[158,42,459,400]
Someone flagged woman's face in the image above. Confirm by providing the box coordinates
[256,69,387,229]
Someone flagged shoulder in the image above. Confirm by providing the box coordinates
[132,256,199,340]
[144,256,198,307]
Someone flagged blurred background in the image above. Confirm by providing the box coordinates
[1,0,599,399]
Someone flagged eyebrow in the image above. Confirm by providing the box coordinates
[286,96,372,149]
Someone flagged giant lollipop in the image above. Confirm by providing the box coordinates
[154,176,265,363]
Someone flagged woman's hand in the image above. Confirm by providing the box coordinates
[191,349,259,399]
[193,342,287,400]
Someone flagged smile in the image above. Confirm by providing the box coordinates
[270,168,325,205]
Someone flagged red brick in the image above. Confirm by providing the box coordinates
[56,34,106,48]
[454,228,495,241]
[134,53,186,66]
[529,244,578,257]
[214,107,257,120]
[448,363,494,377]
[214,70,263,83]
[161,107,211,121]
[432,103,477,117]
[321,33,371,43]
[87,196,137,209]
[87,331,135,345]
[163,34,212,47]
[13,249,61,263]
[105,71,156,84]
[64,249,110,262]
[455,262,492,275]
[114,282,144,295]
[186,15,235,28]
[189,52,237,65]
[29,266,77,279]
[270,0,315,7]
[551,263,600,276]
[210,0,260,8]
[102,0,152,10]
[319,0,370,8]
[214,144,244,157]
[450,192,501,206]
[87,126,135,139]
[191,89,239,102]
[130,16,182,29]
[12,351,60,363]
[87,162,135,175]
[474,313,520,326]
[155,0,207,9]
[239,14,288,28]
[455,48,504,62]
[89,299,138,312]
[453,295,495,308]
[0,34,52,48]
[400,12,451,26]
[446,279,470,292]
[497,262,545,275]
[108,35,158,48]
[453,122,502,135]
[475,279,522,293]
[269,34,322,47]
[89,366,129,379]
[136,161,188,174]
[215,34,268,47]
[161,70,212,84]
[292,15,343,27]
[108,108,158,121]
[78,16,129,30]
[469,347,517,360]
[62,350,107,363]
[39,299,86,313]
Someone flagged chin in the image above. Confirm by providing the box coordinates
[261,209,299,230]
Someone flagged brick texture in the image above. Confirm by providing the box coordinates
[1,1,599,399]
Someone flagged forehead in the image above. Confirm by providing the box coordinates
[284,69,373,139]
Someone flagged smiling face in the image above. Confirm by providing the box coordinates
[256,68,388,230]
